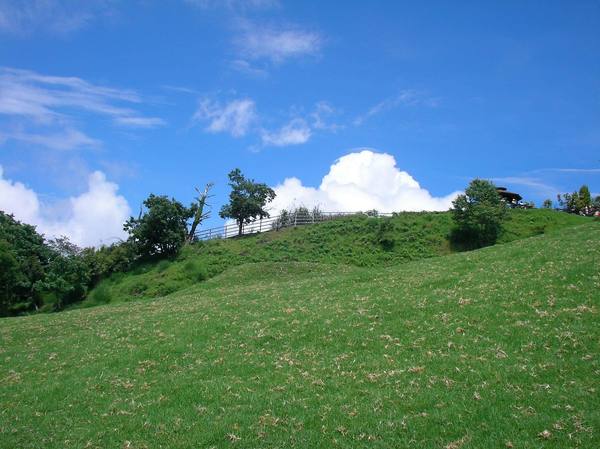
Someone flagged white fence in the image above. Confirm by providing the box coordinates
[194,211,394,241]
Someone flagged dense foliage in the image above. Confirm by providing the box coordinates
[451,179,507,247]
[557,184,600,216]
[220,168,276,236]
[124,194,197,259]
[0,212,49,315]
[0,211,135,316]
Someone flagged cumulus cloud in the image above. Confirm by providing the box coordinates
[0,67,164,150]
[234,21,322,65]
[269,150,460,213]
[261,118,311,147]
[0,166,131,247]
[193,98,256,137]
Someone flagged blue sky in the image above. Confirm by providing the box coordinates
[0,0,599,246]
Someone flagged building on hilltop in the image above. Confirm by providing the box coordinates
[496,187,526,208]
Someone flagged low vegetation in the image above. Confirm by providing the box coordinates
[1,222,598,448]
[82,209,588,307]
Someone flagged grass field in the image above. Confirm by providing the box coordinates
[1,220,598,448]
[83,209,588,307]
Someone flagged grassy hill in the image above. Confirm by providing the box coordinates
[1,220,598,448]
[83,209,588,307]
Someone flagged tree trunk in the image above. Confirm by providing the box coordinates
[238,220,243,236]
[187,183,213,243]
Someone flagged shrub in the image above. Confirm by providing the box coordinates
[89,284,112,304]
[156,259,171,273]
[375,219,396,251]
[183,259,208,282]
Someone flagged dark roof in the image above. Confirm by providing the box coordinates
[496,187,522,202]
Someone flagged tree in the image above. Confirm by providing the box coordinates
[542,199,553,209]
[220,169,276,236]
[0,212,48,315]
[187,182,213,243]
[451,179,507,247]
[558,185,595,216]
[124,194,196,259]
[42,237,91,310]
[578,185,592,215]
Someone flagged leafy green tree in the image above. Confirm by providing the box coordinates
[542,199,553,209]
[82,243,133,285]
[220,169,276,236]
[558,185,595,215]
[0,212,48,315]
[124,194,196,259]
[451,179,507,248]
[0,240,23,315]
[42,237,91,310]
[578,185,592,214]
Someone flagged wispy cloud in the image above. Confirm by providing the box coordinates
[190,96,340,148]
[311,101,343,132]
[229,59,269,78]
[261,118,311,147]
[234,21,322,66]
[354,90,439,125]
[193,97,257,137]
[531,167,600,174]
[4,128,101,151]
[0,0,115,36]
[185,0,279,10]
[0,67,164,150]
[491,176,558,196]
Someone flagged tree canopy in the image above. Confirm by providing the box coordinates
[219,169,276,236]
[451,179,507,248]
[124,194,196,259]
[557,184,598,216]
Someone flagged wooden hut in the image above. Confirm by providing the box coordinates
[496,187,522,207]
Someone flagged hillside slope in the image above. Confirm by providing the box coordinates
[1,222,598,448]
[85,209,588,306]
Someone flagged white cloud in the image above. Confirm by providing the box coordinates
[311,101,342,132]
[533,168,600,174]
[0,0,114,35]
[0,67,164,150]
[0,166,40,225]
[354,90,439,125]
[5,128,101,150]
[230,59,269,78]
[193,98,256,137]
[185,0,279,9]
[491,176,557,197]
[235,21,322,64]
[270,150,460,213]
[0,166,131,247]
[261,118,311,147]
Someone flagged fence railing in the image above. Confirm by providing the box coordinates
[194,211,394,241]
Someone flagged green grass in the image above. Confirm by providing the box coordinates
[1,221,598,448]
[83,209,588,306]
